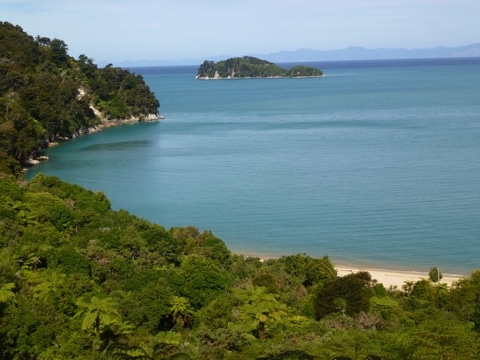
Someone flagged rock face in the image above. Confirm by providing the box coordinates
[196,56,323,79]
[35,87,162,157]
[99,113,160,126]
[78,87,161,127]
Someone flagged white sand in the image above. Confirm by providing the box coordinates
[233,252,465,289]
[336,265,463,289]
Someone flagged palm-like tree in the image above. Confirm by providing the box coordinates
[75,296,121,335]
[170,296,194,330]
[233,285,287,340]
[23,270,66,301]
[0,283,15,304]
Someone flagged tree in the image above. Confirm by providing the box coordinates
[49,38,69,66]
[170,296,194,330]
[446,271,480,330]
[75,295,123,335]
[305,256,337,286]
[233,285,287,340]
[0,282,15,304]
[402,280,415,296]
[429,267,443,283]
[177,254,232,308]
[314,272,373,319]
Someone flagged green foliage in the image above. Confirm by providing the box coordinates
[171,226,231,269]
[256,349,316,360]
[177,254,232,308]
[75,295,122,333]
[283,254,337,287]
[196,56,323,79]
[170,296,194,330]
[285,66,323,77]
[429,266,443,283]
[1,174,480,358]
[253,271,279,293]
[119,276,174,333]
[314,272,374,319]
[195,292,236,330]
[0,21,159,175]
[446,271,480,331]
[197,326,253,355]
[0,282,15,304]
[230,254,264,283]
[233,285,288,340]
[90,64,159,119]
[53,245,91,275]
[105,343,151,359]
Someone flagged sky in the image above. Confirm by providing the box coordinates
[2,0,480,65]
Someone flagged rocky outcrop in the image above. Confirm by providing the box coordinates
[78,87,161,127]
[32,88,163,163]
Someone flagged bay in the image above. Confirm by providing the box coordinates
[26,58,480,274]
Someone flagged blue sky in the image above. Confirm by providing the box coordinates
[2,0,480,64]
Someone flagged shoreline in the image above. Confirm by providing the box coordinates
[232,250,466,289]
[24,114,161,170]
[335,264,462,289]
[196,75,325,80]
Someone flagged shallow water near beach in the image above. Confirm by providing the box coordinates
[27,58,480,274]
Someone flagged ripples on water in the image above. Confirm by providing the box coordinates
[27,58,480,273]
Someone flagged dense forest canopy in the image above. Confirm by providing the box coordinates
[2,173,480,359]
[196,56,324,79]
[1,22,480,359]
[0,22,159,175]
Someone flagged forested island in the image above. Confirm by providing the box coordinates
[0,22,160,176]
[2,22,480,359]
[196,56,324,79]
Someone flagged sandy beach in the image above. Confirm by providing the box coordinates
[336,265,463,289]
[234,252,464,289]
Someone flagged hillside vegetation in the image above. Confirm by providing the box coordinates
[196,56,323,79]
[0,22,159,175]
[1,173,480,359]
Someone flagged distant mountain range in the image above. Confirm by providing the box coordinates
[115,43,480,67]
[257,43,480,62]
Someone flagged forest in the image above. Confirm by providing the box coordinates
[0,22,159,175]
[1,22,480,360]
[2,173,480,359]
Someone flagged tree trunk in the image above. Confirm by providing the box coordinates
[258,321,266,340]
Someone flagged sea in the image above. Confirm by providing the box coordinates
[26,58,480,275]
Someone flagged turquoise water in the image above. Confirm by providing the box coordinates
[26,59,480,274]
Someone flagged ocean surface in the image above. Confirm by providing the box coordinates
[26,58,480,274]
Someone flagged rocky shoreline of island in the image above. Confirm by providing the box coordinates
[196,56,324,80]
[196,73,325,80]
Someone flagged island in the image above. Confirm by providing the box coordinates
[196,56,324,79]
